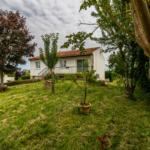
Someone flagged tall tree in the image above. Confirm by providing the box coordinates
[39,33,59,93]
[0,10,37,86]
[96,29,147,98]
[61,0,150,78]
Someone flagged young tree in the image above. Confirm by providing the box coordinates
[39,33,59,93]
[0,10,37,86]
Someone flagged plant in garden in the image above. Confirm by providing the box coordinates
[44,74,52,80]
[39,33,59,93]
[65,60,96,113]
[0,10,37,86]
[0,86,9,92]
[77,60,95,105]
[44,74,59,83]
[97,134,109,150]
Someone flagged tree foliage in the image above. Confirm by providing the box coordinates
[39,33,59,93]
[61,0,150,57]
[0,10,37,86]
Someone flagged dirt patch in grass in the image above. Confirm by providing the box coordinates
[28,117,40,126]
[20,105,27,108]
[40,114,47,119]
[1,118,7,124]
[41,107,44,111]
[82,132,91,137]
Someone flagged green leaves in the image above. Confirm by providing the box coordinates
[39,33,59,69]
[61,32,92,54]
[0,10,37,85]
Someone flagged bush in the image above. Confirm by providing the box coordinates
[65,73,77,81]
[105,71,113,82]
[21,73,30,80]
[87,70,97,83]
[44,74,59,83]
[99,80,106,86]
[4,79,41,86]
[44,74,51,80]
[54,75,59,83]
[0,86,9,92]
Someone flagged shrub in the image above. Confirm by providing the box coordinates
[105,71,113,82]
[99,80,106,86]
[44,74,51,80]
[21,73,30,80]
[4,79,41,86]
[65,73,77,81]
[87,70,97,83]
[44,74,59,83]
[0,86,9,92]
[54,75,59,83]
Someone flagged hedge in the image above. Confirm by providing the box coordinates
[21,74,30,80]
[105,71,113,82]
[4,79,41,86]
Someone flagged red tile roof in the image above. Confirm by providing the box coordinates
[29,47,100,60]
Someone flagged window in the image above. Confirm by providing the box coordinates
[61,61,66,68]
[77,59,88,71]
[36,62,40,68]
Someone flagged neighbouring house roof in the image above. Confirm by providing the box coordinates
[29,47,100,60]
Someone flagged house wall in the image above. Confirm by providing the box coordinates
[30,55,91,77]
[0,75,15,83]
[93,48,105,80]
[54,55,91,74]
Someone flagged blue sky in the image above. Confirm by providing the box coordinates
[1,0,110,70]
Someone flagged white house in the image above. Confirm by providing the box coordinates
[29,47,105,80]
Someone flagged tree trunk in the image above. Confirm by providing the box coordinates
[149,58,150,79]
[0,71,4,87]
[51,69,54,93]
[124,78,136,98]
[129,1,150,78]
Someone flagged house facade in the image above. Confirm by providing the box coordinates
[29,47,105,80]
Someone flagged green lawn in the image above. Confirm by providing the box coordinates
[0,80,150,150]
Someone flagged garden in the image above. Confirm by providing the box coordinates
[0,80,150,149]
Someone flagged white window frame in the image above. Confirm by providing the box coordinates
[35,61,40,69]
[60,60,66,68]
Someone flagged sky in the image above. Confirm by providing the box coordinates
[1,0,109,70]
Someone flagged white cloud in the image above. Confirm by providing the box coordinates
[0,0,110,69]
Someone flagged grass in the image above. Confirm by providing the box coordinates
[0,80,150,150]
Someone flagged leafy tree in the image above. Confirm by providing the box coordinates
[138,61,150,94]
[0,10,37,86]
[61,0,150,78]
[90,0,148,97]
[15,68,26,80]
[98,29,148,98]
[107,52,125,77]
[39,33,59,93]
